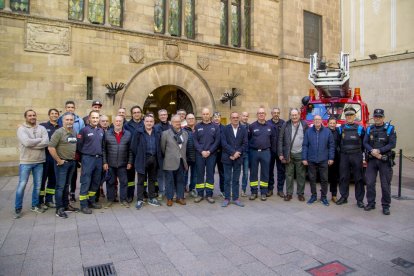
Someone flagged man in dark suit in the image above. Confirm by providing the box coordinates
[161,115,189,207]
[220,112,248,207]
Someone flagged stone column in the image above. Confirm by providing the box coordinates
[4,0,12,12]
[105,0,111,26]
[83,0,90,23]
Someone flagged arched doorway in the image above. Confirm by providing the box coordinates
[143,85,194,120]
[118,61,215,118]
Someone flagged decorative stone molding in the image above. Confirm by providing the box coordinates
[25,22,71,55]
[197,55,210,71]
[164,41,180,60]
[129,47,144,63]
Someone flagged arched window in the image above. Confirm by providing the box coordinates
[10,0,29,13]
[68,0,123,27]
[154,0,195,39]
[221,0,251,49]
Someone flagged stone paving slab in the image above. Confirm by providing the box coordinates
[1,170,414,275]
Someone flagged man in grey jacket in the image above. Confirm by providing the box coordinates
[15,109,49,218]
[161,115,189,207]
[278,108,308,201]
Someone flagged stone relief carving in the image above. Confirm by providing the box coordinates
[25,22,71,55]
[197,56,210,71]
[165,41,180,60]
[129,47,145,63]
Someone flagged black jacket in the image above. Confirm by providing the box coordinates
[103,128,133,168]
[183,126,196,163]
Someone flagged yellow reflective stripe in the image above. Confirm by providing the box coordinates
[205,183,214,190]
[128,181,135,187]
[155,181,159,187]
[250,181,258,187]
[88,191,96,196]
[39,190,46,196]
[260,182,268,187]
[195,183,205,189]
[46,188,55,195]
[79,195,89,200]
[144,181,147,187]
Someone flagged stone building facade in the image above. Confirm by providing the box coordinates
[0,0,341,172]
[342,0,414,155]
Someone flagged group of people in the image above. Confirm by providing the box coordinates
[14,99,396,219]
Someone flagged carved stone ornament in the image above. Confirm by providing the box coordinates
[197,56,210,71]
[129,47,144,63]
[165,41,180,60]
[25,22,71,55]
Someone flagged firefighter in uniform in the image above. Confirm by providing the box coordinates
[363,109,396,215]
[39,108,60,208]
[193,108,221,203]
[77,111,104,214]
[336,107,366,208]
[248,107,275,201]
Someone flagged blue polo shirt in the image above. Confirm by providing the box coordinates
[249,121,272,150]
[77,125,104,155]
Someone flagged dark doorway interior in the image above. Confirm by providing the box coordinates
[143,85,194,122]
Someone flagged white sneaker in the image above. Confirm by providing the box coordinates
[31,206,45,214]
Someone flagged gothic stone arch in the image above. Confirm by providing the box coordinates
[119,61,215,116]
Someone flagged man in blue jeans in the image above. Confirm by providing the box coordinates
[15,109,49,218]
[48,112,79,218]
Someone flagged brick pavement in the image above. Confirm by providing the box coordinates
[1,167,414,276]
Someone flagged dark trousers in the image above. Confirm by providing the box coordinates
[54,160,76,210]
[79,155,103,208]
[40,154,56,204]
[241,155,249,192]
[308,161,329,199]
[328,154,340,196]
[268,151,286,192]
[216,150,225,193]
[107,167,128,202]
[365,158,392,208]
[223,161,242,200]
[339,152,365,201]
[249,149,270,194]
[126,165,136,200]
[184,161,197,191]
[165,159,185,200]
[137,156,157,201]
[195,152,217,197]
[70,163,79,194]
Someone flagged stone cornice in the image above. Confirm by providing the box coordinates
[350,52,414,67]
[0,11,279,60]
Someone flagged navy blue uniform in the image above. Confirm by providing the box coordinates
[248,121,274,195]
[124,119,144,201]
[39,121,59,204]
[193,122,220,197]
[267,118,286,194]
[364,123,396,209]
[77,125,104,208]
[338,123,366,204]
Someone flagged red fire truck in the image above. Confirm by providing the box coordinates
[300,52,370,128]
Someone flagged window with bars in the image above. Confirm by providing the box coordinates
[68,0,122,27]
[304,11,322,58]
[221,0,251,49]
[154,0,195,39]
[10,0,29,13]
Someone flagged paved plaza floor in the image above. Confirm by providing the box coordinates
[1,160,414,275]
